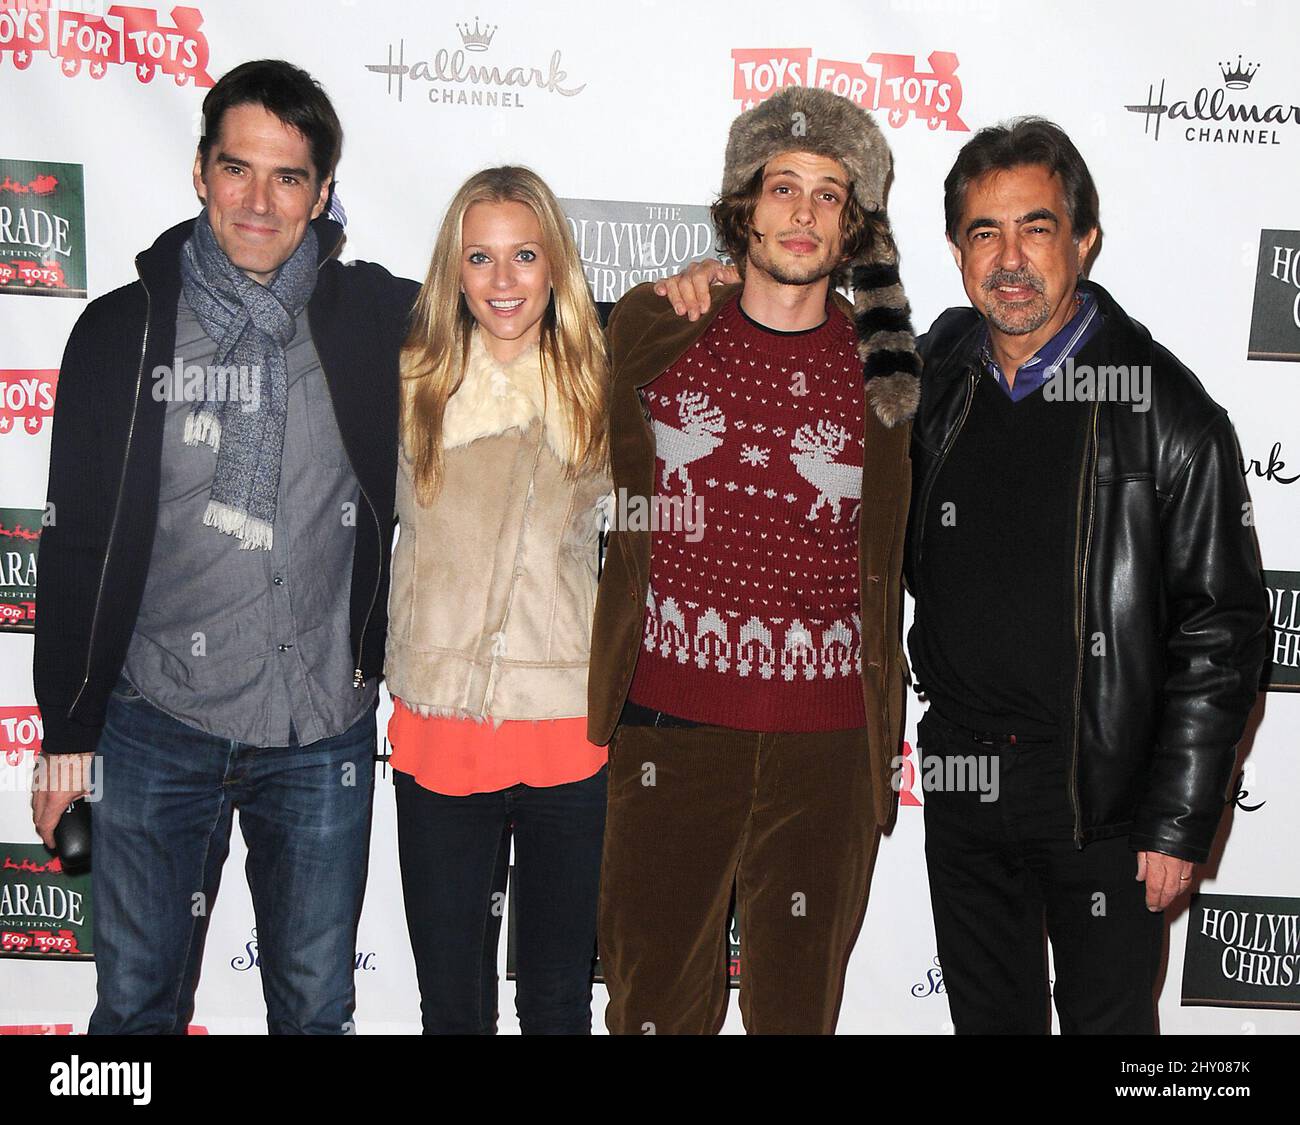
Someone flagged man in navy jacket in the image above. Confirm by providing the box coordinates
[32,59,415,1034]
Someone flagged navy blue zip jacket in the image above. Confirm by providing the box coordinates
[34,214,418,755]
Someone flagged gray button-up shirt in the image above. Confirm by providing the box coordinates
[124,293,377,747]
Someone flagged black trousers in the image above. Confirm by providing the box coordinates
[918,708,1164,1034]
[394,766,607,1034]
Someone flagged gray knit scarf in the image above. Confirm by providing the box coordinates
[179,211,319,549]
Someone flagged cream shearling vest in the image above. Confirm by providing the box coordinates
[384,330,612,721]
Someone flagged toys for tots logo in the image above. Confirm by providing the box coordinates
[0,0,213,86]
[0,704,42,765]
[0,369,57,434]
[730,47,968,131]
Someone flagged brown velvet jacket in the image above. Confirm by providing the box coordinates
[587,281,917,826]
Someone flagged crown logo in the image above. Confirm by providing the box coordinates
[1219,55,1259,89]
[456,17,497,52]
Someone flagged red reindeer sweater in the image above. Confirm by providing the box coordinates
[626,295,868,732]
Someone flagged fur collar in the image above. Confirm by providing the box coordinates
[442,329,576,462]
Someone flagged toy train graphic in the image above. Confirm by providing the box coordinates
[0,4,214,86]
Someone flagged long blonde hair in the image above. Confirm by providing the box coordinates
[401,166,609,502]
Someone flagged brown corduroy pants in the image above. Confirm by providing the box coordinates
[598,721,880,1035]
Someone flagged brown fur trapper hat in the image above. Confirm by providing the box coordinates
[723,87,920,427]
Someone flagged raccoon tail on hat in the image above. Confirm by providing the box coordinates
[852,232,921,429]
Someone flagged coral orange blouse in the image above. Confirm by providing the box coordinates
[387,697,608,796]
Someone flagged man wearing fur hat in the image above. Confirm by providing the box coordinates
[588,87,919,1034]
[664,116,1269,1035]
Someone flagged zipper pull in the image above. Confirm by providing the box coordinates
[352,667,364,689]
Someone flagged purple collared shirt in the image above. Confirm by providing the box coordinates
[981,290,1099,402]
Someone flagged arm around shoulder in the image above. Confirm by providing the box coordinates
[604,281,670,365]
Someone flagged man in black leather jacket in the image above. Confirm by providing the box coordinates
[907,118,1269,1034]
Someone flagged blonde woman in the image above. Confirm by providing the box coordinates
[386,167,611,1034]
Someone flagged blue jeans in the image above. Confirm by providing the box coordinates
[88,674,376,1034]
[394,765,607,1034]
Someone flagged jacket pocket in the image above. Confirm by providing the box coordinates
[109,672,144,704]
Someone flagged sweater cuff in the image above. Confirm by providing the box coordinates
[39,708,103,757]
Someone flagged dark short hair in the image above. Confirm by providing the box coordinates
[943,117,1099,243]
[198,59,342,185]
[711,164,885,287]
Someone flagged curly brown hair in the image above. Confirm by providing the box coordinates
[710,166,886,287]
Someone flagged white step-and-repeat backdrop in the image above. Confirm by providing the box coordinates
[1,0,1297,1034]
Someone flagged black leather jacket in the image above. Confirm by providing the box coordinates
[907,279,1268,862]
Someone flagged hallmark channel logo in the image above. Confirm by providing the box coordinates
[0,369,57,434]
[560,198,715,304]
[1232,764,1266,814]
[1262,570,1300,691]
[1241,440,1299,486]
[364,18,586,108]
[0,844,92,958]
[730,47,968,131]
[1182,893,1300,1008]
[0,507,42,632]
[1248,230,1300,362]
[1125,55,1298,145]
[0,161,86,298]
[0,2,213,85]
